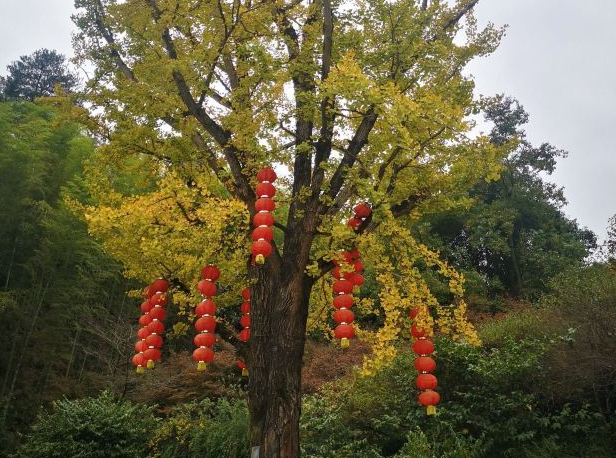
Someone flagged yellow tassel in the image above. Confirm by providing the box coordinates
[197,361,207,371]
[147,360,155,369]
[426,405,437,416]
[341,338,350,348]
[242,368,249,377]
[136,366,145,374]
[255,254,265,265]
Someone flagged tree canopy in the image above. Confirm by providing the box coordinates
[2,49,78,101]
[415,95,596,301]
[64,0,509,455]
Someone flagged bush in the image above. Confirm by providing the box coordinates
[304,335,611,458]
[150,398,249,458]
[14,391,156,458]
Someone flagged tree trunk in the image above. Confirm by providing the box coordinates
[248,263,311,458]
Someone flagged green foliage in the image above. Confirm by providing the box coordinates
[13,391,156,458]
[150,398,249,458]
[415,96,596,301]
[0,100,137,453]
[300,336,612,458]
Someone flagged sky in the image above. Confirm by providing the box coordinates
[0,0,614,241]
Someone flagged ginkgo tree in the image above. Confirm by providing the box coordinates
[64,0,508,456]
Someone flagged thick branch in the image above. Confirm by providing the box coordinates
[146,0,254,204]
[321,108,377,212]
[311,0,336,195]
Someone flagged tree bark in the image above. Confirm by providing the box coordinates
[247,210,318,458]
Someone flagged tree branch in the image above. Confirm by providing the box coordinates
[321,107,377,212]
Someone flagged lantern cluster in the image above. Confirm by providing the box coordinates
[410,307,440,415]
[251,168,277,265]
[133,278,169,373]
[331,204,371,348]
[192,265,220,371]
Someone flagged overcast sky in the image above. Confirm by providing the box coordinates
[0,0,614,241]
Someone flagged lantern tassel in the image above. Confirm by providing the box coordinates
[136,366,145,374]
[147,360,155,369]
[197,361,207,371]
[255,254,265,265]
[426,405,437,416]
[340,337,350,348]
[242,368,249,377]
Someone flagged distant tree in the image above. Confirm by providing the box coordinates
[417,96,596,300]
[2,49,78,101]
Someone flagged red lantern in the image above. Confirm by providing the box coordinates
[257,167,277,183]
[333,294,353,309]
[149,307,167,321]
[354,203,372,218]
[201,265,221,281]
[139,314,153,327]
[137,327,151,340]
[145,334,163,348]
[418,390,440,415]
[241,301,251,314]
[349,248,361,260]
[253,212,274,227]
[239,315,251,328]
[192,347,215,371]
[416,373,438,390]
[241,287,251,300]
[334,309,355,324]
[411,323,426,338]
[256,182,276,198]
[140,301,152,313]
[346,272,364,286]
[150,279,169,293]
[148,320,165,335]
[195,316,216,332]
[412,338,434,355]
[334,324,355,347]
[149,292,168,307]
[132,353,147,372]
[251,240,272,264]
[333,280,353,295]
[194,332,216,347]
[239,328,251,342]
[135,340,147,353]
[237,359,249,376]
[196,299,217,317]
[197,279,217,297]
[143,348,161,368]
[353,260,364,272]
[414,356,437,373]
[347,217,362,229]
[252,226,274,242]
[333,251,354,265]
[255,198,275,212]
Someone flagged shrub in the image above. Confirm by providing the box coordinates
[14,391,156,458]
[306,334,611,458]
[150,397,249,458]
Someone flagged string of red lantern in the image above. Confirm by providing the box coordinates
[133,278,169,373]
[251,168,277,265]
[331,204,371,348]
[193,265,220,371]
[237,287,251,376]
[410,306,440,415]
